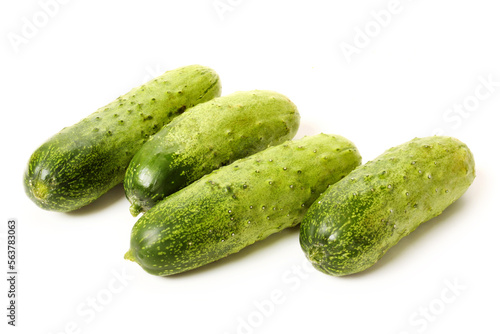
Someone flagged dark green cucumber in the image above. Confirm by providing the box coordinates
[125,134,362,276]
[24,65,221,212]
[300,136,476,276]
[124,90,300,216]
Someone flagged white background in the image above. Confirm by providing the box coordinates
[1,0,499,333]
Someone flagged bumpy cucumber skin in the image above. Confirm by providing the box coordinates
[299,136,475,276]
[24,65,221,212]
[124,90,300,216]
[125,134,362,276]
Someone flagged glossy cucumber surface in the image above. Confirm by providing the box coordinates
[125,134,362,276]
[24,65,221,212]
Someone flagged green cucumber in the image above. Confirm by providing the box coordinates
[124,90,300,216]
[299,136,476,276]
[24,65,221,212]
[125,134,362,276]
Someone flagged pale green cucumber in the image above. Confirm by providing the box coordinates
[124,90,300,216]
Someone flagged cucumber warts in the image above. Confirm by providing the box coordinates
[24,65,221,212]
[300,136,475,276]
[125,134,362,276]
[124,90,300,216]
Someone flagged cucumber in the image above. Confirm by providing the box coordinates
[24,65,221,212]
[124,134,362,276]
[124,90,300,216]
[299,136,476,276]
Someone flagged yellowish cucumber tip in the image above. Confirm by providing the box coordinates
[307,245,325,266]
[129,203,143,217]
[31,179,49,202]
[124,249,136,262]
